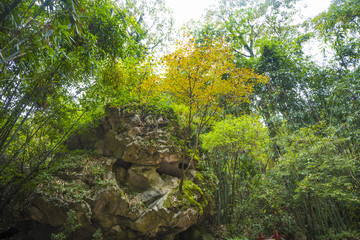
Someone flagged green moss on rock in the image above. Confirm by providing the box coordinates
[195,171,204,184]
[195,169,218,202]
[182,180,207,215]
[164,180,207,215]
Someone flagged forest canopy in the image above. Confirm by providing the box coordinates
[0,0,359,239]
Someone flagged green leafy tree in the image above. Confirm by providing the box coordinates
[197,0,318,135]
[190,1,360,238]
[201,0,302,60]
[314,0,360,70]
[256,122,360,239]
[312,0,360,148]
[201,115,269,224]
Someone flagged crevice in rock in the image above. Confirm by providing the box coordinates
[0,227,19,239]
[156,161,182,178]
[174,225,204,240]
[114,158,133,170]
[15,221,57,240]
[178,163,189,170]
[31,203,49,218]
[155,168,163,175]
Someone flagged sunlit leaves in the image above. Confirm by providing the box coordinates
[100,59,129,90]
[156,33,268,112]
[201,115,269,166]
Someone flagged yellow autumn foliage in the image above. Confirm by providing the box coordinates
[154,33,268,110]
[129,59,159,103]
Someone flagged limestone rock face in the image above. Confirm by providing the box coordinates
[9,105,217,240]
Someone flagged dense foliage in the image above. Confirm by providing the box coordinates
[0,0,172,212]
[193,0,360,239]
[1,0,359,239]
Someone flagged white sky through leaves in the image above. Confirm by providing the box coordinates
[165,0,332,30]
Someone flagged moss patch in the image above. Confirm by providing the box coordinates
[164,180,207,215]
[194,169,218,201]
[195,171,204,184]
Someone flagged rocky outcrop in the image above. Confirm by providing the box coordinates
[7,104,216,240]
[67,105,188,181]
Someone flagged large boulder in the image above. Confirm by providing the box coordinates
[6,104,217,239]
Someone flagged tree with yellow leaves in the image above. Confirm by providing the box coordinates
[155,33,268,192]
